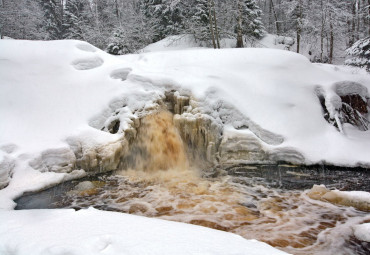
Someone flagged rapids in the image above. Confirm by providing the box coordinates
[15,111,370,255]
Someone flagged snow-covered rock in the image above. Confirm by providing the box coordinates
[0,153,14,189]
[307,185,370,211]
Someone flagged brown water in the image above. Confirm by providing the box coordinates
[15,111,370,255]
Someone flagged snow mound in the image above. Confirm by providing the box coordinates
[72,56,104,70]
[140,34,203,53]
[76,43,97,52]
[140,34,296,53]
[0,208,289,255]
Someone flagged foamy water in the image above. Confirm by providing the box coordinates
[18,110,370,254]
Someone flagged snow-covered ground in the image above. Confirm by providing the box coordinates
[140,34,294,53]
[1,39,370,254]
[0,207,289,255]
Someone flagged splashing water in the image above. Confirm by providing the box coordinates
[123,111,189,172]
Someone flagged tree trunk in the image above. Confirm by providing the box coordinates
[114,0,119,19]
[212,0,220,49]
[296,0,302,53]
[329,12,334,64]
[364,0,370,36]
[236,0,244,48]
[208,0,216,49]
[351,0,356,45]
[270,0,280,35]
[356,0,360,40]
[367,0,370,35]
[320,0,325,62]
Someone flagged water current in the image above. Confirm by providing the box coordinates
[15,111,370,255]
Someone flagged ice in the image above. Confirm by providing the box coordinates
[307,184,370,211]
[74,181,94,191]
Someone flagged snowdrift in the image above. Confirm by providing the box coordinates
[0,207,289,255]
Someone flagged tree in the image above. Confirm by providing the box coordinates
[0,0,46,40]
[63,0,86,40]
[190,0,211,43]
[141,0,187,42]
[345,36,370,71]
[235,0,266,48]
[40,0,63,40]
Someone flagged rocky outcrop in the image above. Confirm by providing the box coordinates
[317,81,370,132]
[219,130,268,165]
[219,129,304,166]
[30,148,76,173]
[67,137,128,174]
[24,88,308,181]
[174,113,222,165]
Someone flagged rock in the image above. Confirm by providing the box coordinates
[0,155,15,189]
[174,113,222,165]
[268,148,305,165]
[67,136,128,174]
[317,82,370,131]
[164,91,190,115]
[29,147,76,173]
[129,203,149,214]
[219,130,268,165]
[307,185,370,212]
[75,181,95,191]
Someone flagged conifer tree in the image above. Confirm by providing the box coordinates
[40,0,63,40]
[191,0,210,42]
[141,0,186,42]
[235,0,265,47]
[345,36,370,71]
[63,0,86,40]
[242,0,265,39]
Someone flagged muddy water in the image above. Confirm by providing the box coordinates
[15,111,370,255]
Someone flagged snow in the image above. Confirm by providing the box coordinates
[125,47,370,167]
[140,33,294,53]
[353,223,370,242]
[0,207,289,255]
[0,38,370,255]
[307,185,370,211]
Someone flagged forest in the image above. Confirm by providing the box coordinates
[0,0,369,65]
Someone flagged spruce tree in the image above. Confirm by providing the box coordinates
[63,0,85,40]
[191,0,210,42]
[40,0,63,40]
[345,36,370,72]
[241,0,265,39]
[141,0,186,42]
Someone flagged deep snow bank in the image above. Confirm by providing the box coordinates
[0,207,289,255]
